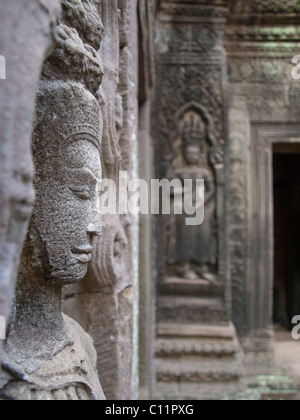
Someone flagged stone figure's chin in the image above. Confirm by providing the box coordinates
[51,263,89,285]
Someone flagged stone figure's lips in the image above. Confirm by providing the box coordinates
[72,246,93,263]
[72,246,93,255]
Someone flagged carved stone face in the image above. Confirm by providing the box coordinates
[184,144,200,165]
[33,140,102,284]
[31,81,103,285]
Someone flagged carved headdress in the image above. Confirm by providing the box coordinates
[34,0,104,172]
[32,80,103,176]
[43,0,104,98]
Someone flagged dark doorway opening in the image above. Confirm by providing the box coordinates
[273,143,300,330]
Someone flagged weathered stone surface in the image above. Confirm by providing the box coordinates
[0,315,103,400]
[0,0,106,400]
[155,322,245,400]
[230,0,300,16]
[226,3,300,374]
[62,0,140,400]
[2,0,300,402]
[138,0,156,396]
[85,288,135,400]
[0,0,60,361]
[153,0,243,400]
[166,115,217,282]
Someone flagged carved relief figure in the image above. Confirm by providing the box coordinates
[0,0,106,400]
[167,114,216,282]
[0,81,105,400]
[0,0,61,364]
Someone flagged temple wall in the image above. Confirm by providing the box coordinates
[227,0,300,373]
[0,0,300,401]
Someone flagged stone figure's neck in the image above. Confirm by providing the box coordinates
[15,274,64,333]
[2,268,74,377]
[2,234,75,376]
[8,265,73,362]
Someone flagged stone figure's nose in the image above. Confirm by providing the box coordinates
[87,216,102,237]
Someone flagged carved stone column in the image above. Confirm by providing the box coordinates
[62,0,140,400]
[138,0,156,399]
[154,0,244,400]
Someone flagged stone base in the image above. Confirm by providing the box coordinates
[160,277,224,297]
[242,375,300,401]
[155,322,245,400]
[158,278,227,325]
[242,331,275,376]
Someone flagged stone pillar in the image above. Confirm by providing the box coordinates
[227,0,300,376]
[0,0,60,360]
[153,0,244,400]
[138,0,156,399]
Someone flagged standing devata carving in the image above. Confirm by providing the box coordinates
[167,113,217,282]
[0,0,106,400]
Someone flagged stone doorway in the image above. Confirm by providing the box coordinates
[240,126,300,373]
[273,143,300,331]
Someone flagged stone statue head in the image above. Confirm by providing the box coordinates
[183,144,201,166]
[30,80,103,285]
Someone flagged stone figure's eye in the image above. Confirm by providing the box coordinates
[69,186,91,200]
